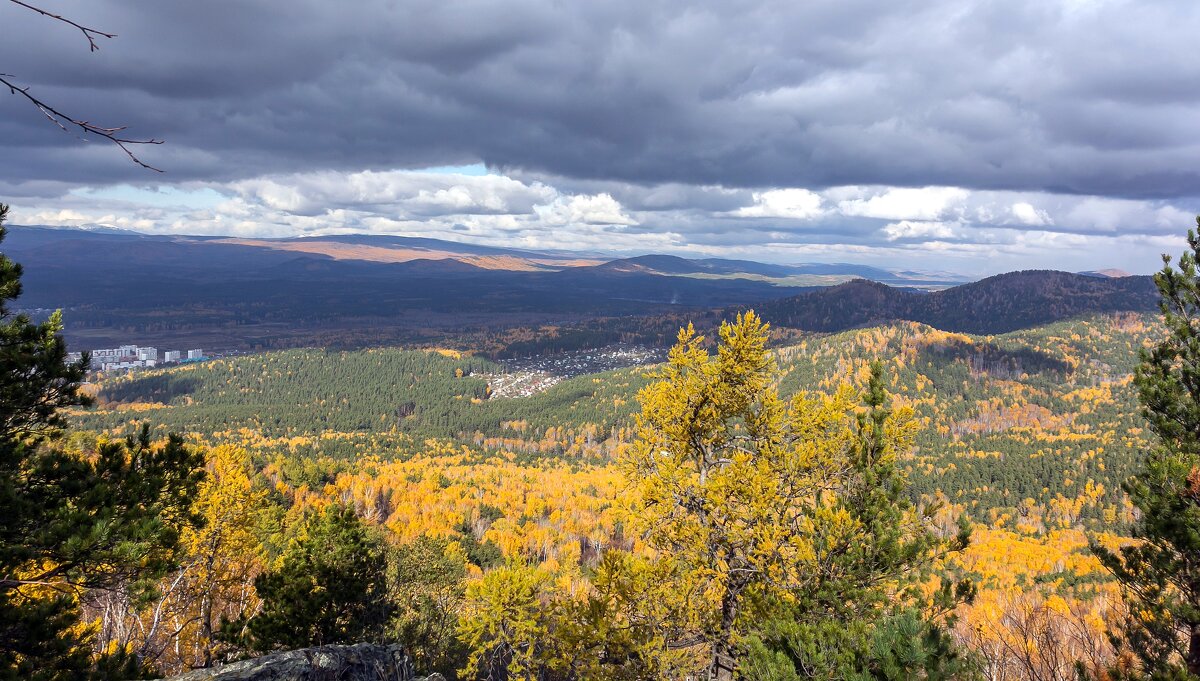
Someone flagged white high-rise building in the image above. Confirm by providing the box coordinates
[164,350,181,363]
[187,349,204,360]
[137,347,158,361]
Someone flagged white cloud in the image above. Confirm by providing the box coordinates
[25,209,92,226]
[12,168,1200,276]
[1010,201,1052,226]
[1153,204,1193,230]
[838,187,969,221]
[1059,196,1191,234]
[733,188,824,219]
[881,220,961,241]
[228,169,556,218]
[535,193,636,226]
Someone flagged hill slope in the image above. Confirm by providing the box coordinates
[752,270,1158,334]
[77,312,1157,527]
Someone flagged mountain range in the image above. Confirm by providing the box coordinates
[0,225,1158,351]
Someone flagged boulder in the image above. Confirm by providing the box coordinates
[158,643,442,681]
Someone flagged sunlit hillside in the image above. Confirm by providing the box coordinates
[79,312,1154,529]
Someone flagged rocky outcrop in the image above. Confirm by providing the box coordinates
[159,643,445,681]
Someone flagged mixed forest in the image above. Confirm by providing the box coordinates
[9,203,1200,681]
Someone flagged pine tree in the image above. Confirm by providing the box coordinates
[241,505,394,651]
[458,561,557,681]
[741,362,975,680]
[0,204,205,680]
[1094,218,1200,678]
[622,313,974,680]
[387,535,469,677]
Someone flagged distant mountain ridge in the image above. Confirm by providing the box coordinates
[0,225,1153,348]
[0,225,820,349]
[594,254,889,278]
[4,225,965,286]
[591,254,959,286]
[751,270,1158,335]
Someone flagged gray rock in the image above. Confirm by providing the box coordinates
[159,643,427,681]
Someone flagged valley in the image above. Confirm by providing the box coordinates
[7,219,1168,679]
[78,311,1153,527]
[5,2,1193,677]
[68,307,1157,678]
[7,226,1159,362]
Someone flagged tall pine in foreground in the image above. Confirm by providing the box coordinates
[621,312,975,680]
[740,362,975,681]
[0,204,205,680]
[1094,218,1200,679]
[239,505,394,652]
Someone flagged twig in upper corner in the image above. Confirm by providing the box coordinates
[0,74,164,172]
[7,0,116,51]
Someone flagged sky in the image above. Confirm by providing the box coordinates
[2,0,1198,275]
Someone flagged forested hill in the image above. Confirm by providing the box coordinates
[76,312,1156,526]
[751,270,1157,334]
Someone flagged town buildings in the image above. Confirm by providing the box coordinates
[66,345,203,372]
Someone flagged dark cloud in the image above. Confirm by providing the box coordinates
[1,0,1198,199]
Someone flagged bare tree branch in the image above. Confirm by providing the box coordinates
[3,1,164,170]
[0,74,163,171]
[8,0,115,51]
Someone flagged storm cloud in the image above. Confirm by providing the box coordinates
[2,0,1198,273]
